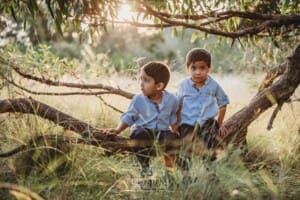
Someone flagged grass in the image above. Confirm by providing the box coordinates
[0,73,299,199]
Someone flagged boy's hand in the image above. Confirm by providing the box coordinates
[171,124,180,136]
[218,125,228,137]
[102,128,119,135]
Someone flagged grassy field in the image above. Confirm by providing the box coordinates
[0,72,299,199]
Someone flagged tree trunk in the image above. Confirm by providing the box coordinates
[222,44,300,145]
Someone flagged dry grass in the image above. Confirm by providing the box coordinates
[0,72,299,199]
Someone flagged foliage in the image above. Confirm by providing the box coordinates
[1,0,299,45]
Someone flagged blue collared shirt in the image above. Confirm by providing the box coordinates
[121,90,179,131]
[177,76,229,126]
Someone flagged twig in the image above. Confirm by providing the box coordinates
[97,96,124,114]
[267,104,282,130]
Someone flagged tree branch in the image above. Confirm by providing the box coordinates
[2,76,114,96]
[258,63,287,93]
[0,98,108,139]
[267,104,282,130]
[97,96,124,114]
[140,5,300,39]
[0,56,134,99]
[222,43,300,144]
[139,6,296,21]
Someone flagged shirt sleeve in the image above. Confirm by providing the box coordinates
[120,96,139,126]
[215,84,229,107]
[170,97,179,125]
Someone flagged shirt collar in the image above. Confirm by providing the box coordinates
[145,90,166,105]
[188,75,211,88]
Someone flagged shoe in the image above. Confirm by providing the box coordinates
[141,167,153,177]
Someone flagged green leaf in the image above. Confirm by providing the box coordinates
[23,18,27,30]
[10,6,17,22]
[46,0,55,19]
[190,32,199,43]
[172,27,178,37]
[55,19,63,35]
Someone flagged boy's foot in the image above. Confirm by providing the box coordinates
[141,167,153,177]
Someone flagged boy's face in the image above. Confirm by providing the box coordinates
[187,61,211,85]
[139,69,163,97]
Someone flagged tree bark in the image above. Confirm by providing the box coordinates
[221,44,300,145]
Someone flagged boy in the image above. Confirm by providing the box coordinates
[176,48,229,177]
[105,61,179,178]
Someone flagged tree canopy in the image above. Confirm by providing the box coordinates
[1,0,300,44]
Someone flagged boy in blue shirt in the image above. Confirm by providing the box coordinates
[105,61,179,178]
[176,48,229,174]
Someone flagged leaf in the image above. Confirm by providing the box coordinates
[190,32,199,43]
[172,27,178,37]
[55,19,63,35]
[46,0,55,19]
[23,18,27,30]
[10,6,18,22]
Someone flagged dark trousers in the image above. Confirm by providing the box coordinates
[177,119,220,170]
[130,127,179,168]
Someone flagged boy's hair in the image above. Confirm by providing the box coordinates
[186,48,211,67]
[142,61,170,89]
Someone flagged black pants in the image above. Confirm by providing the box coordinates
[130,127,179,168]
[177,119,220,170]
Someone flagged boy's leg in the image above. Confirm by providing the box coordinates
[159,130,179,173]
[175,124,195,184]
[130,127,155,176]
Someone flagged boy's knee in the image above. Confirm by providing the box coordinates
[130,127,152,140]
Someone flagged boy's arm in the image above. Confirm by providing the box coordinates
[170,104,182,135]
[217,105,227,126]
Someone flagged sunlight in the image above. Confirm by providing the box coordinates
[117,3,135,20]
[115,2,158,35]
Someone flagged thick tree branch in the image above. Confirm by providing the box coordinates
[222,44,300,144]
[258,63,287,92]
[0,98,108,139]
[0,98,180,153]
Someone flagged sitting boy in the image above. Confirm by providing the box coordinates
[105,61,179,180]
[176,48,229,181]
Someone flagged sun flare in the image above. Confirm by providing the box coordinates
[117,3,135,20]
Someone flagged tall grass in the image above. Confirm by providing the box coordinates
[0,73,299,199]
